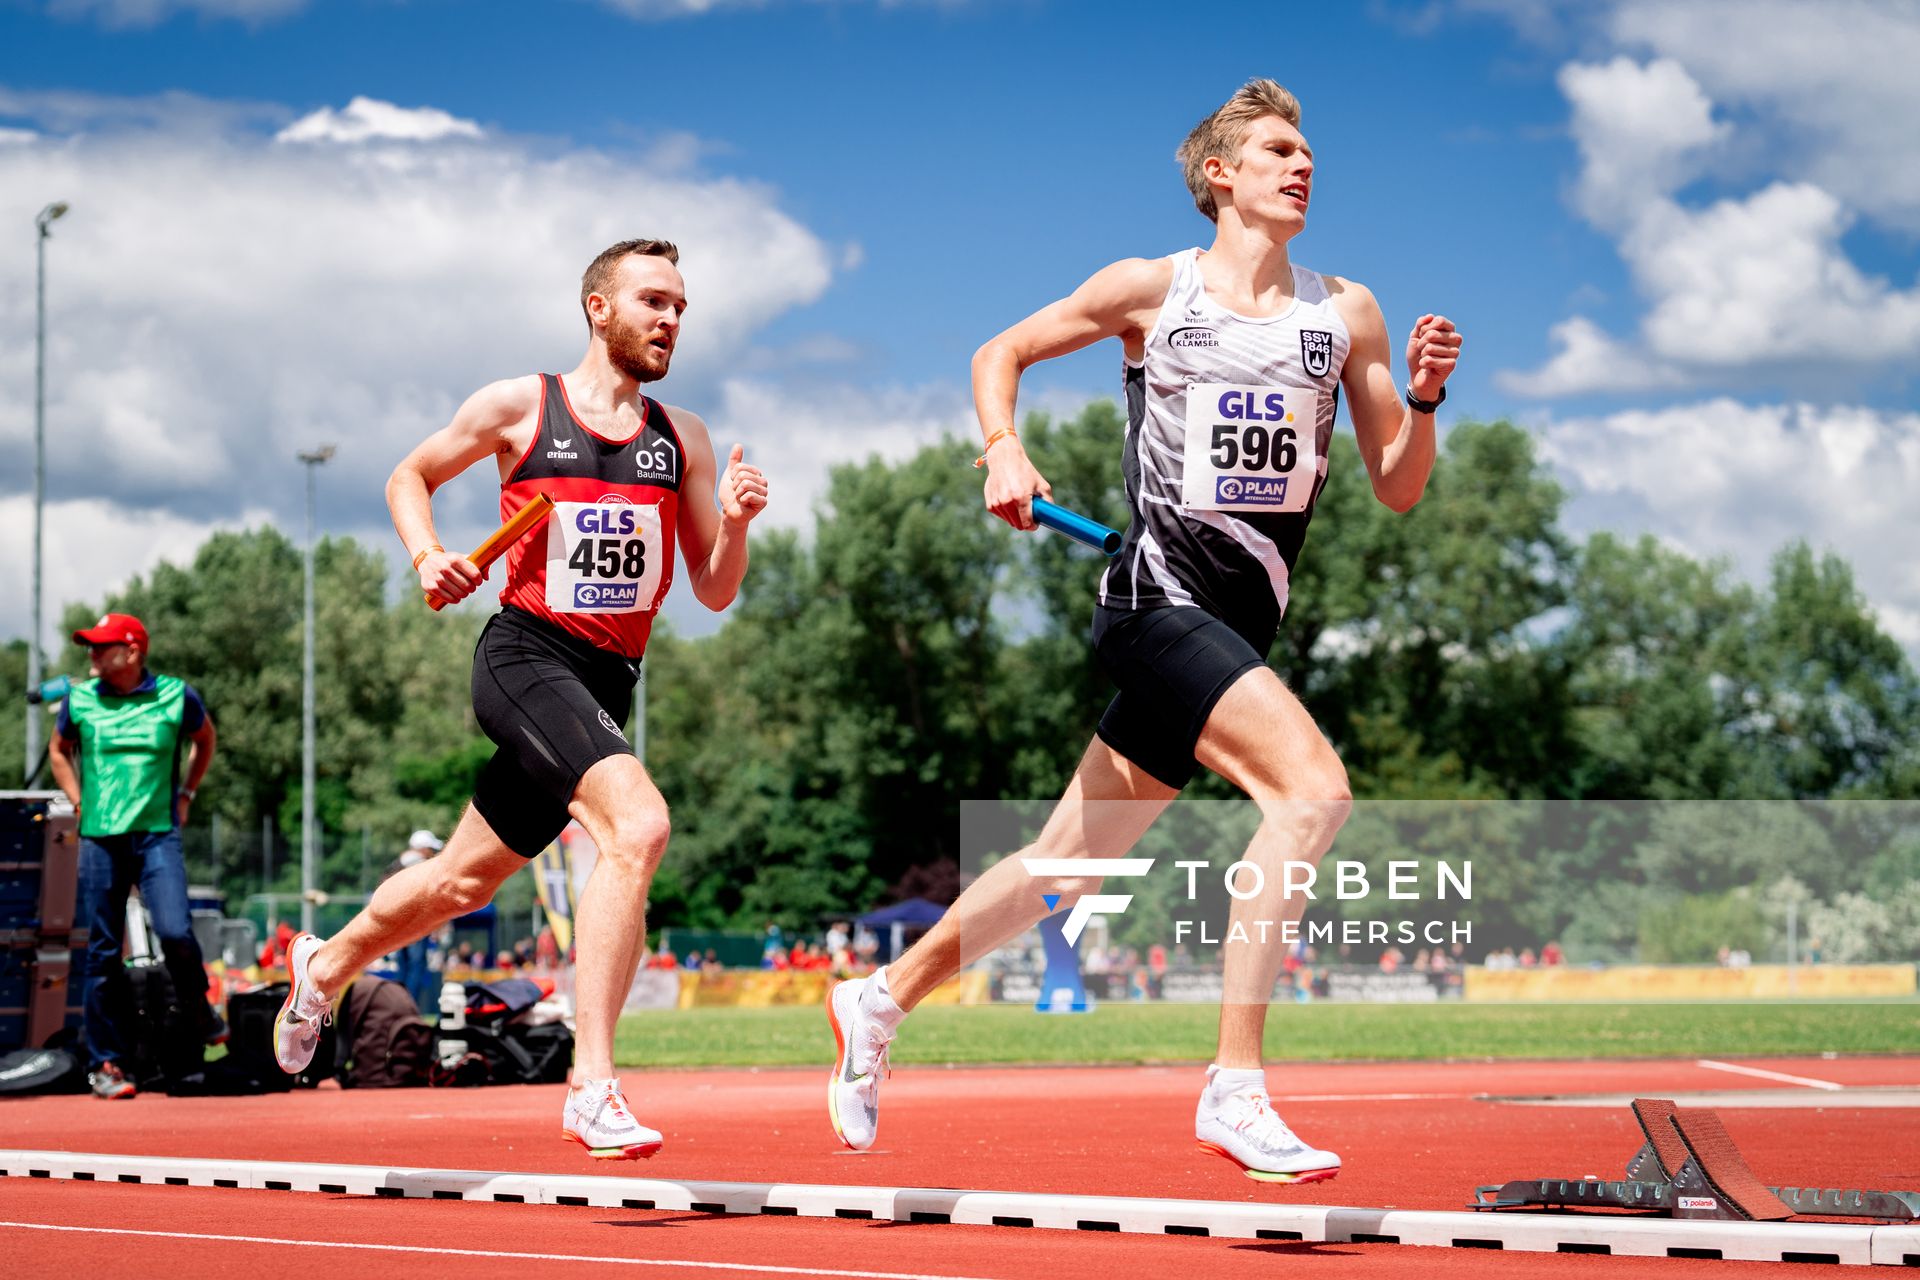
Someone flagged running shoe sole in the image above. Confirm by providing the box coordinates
[826,984,859,1149]
[560,1129,662,1160]
[1197,1139,1341,1184]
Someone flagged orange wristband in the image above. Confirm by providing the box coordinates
[973,428,1018,469]
[411,544,444,571]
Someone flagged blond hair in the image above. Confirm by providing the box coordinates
[1176,79,1303,222]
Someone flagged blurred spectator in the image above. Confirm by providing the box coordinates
[1518,947,1538,968]
[825,920,849,957]
[761,923,785,969]
[535,925,560,969]
[1378,945,1403,974]
[1541,940,1564,967]
[853,923,879,966]
[701,948,723,978]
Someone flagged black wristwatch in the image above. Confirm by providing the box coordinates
[1405,384,1446,414]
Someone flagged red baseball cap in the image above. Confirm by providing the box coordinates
[72,613,149,650]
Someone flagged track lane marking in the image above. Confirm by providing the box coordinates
[0,1222,1005,1280]
[1695,1059,1843,1091]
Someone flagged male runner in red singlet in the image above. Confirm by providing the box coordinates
[828,80,1462,1182]
[274,239,768,1159]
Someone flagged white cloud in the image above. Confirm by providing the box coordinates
[44,0,306,28]
[0,495,277,652]
[713,377,971,530]
[1497,316,1684,398]
[0,87,839,643]
[1503,56,1920,396]
[277,97,485,145]
[1538,399,1920,646]
[1558,56,1726,228]
[1606,0,1920,233]
[593,0,956,17]
[0,128,38,146]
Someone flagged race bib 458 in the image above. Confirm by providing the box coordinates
[1181,382,1321,514]
[545,499,664,614]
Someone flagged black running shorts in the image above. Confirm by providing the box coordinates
[1091,604,1273,789]
[470,606,638,857]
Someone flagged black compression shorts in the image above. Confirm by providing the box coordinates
[470,606,638,857]
[1091,604,1272,789]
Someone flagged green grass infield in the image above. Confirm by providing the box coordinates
[613,998,1920,1070]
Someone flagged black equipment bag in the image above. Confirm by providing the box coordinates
[124,961,207,1092]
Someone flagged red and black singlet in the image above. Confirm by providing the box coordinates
[497,373,684,659]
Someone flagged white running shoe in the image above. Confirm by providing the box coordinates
[1195,1069,1341,1184]
[272,932,333,1074]
[826,977,894,1151]
[561,1078,664,1160]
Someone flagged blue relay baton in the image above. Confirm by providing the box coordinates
[1032,497,1121,557]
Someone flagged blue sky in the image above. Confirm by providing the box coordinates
[3,0,1917,647]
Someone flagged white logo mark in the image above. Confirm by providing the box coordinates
[1022,858,1154,945]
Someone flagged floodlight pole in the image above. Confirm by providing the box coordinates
[27,201,69,785]
[297,444,336,933]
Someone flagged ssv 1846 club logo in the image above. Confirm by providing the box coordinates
[1022,858,1155,945]
[1300,329,1333,378]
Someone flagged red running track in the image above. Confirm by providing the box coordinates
[4,1054,1917,1278]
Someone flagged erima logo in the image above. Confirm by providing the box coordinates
[1169,326,1220,349]
[554,438,573,449]
[1023,858,1154,945]
[1216,476,1288,504]
[546,435,579,461]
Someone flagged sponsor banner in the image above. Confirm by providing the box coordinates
[989,965,1460,1005]
[1466,963,1916,1002]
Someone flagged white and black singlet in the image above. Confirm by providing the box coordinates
[1089,249,1351,788]
[1100,248,1350,640]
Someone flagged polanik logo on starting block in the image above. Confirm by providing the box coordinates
[1216,475,1288,505]
[574,582,640,609]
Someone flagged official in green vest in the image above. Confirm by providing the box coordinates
[49,612,221,1100]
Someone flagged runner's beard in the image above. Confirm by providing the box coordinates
[605,307,672,383]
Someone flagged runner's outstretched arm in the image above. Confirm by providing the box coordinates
[1332,280,1460,512]
[972,256,1173,530]
[669,405,767,611]
[387,375,541,605]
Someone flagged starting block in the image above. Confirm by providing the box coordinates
[1473,1097,1920,1223]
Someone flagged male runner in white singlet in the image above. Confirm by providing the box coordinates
[273,239,769,1160]
[828,80,1462,1182]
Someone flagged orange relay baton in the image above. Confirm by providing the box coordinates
[426,492,556,612]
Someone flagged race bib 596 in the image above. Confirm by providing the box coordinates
[1180,383,1321,514]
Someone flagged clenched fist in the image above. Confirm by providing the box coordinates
[1406,314,1463,403]
[419,548,485,608]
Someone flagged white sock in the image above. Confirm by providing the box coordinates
[1205,1064,1266,1100]
[861,966,907,1031]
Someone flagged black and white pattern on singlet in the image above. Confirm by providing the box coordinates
[1099,249,1350,639]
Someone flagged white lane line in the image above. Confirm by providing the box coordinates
[0,1222,1004,1280]
[1695,1059,1844,1091]
[1271,1093,1461,1103]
